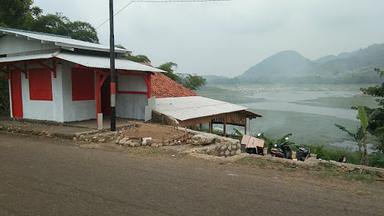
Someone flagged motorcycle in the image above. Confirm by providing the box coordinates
[270,134,310,161]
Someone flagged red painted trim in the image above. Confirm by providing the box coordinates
[144,74,152,98]
[8,63,27,78]
[10,70,23,119]
[110,82,116,95]
[117,90,147,95]
[95,70,108,125]
[31,60,56,78]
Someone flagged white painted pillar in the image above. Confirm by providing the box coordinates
[52,64,65,122]
[97,113,103,130]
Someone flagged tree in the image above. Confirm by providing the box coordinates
[0,68,9,115]
[335,106,369,165]
[183,74,206,90]
[66,21,98,43]
[158,62,180,82]
[125,54,151,64]
[28,13,99,43]
[0,0,34,28]
[361,68,384,153]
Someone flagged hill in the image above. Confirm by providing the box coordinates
[234,44,384,84]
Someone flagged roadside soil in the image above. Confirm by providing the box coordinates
[118,121,188,143]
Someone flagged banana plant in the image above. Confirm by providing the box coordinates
[335,106,369,165]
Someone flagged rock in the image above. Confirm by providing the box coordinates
[236,149,241,155]
[151,143,163,147]
[118,137,129,145]
[191,134,216,146]
[220,145,228,152]
[128,141,140,147]
[224,150,230,157]
[142,137,152,146]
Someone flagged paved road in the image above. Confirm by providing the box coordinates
[0,132,383,216]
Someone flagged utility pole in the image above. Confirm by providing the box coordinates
[109,0,117,131]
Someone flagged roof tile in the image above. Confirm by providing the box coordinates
[151,73,197,98]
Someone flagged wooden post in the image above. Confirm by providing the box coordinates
[95,70,107,129]
[223,117,227,137]
[109,0,117,131]
[244,122,247,135]
[209,121,213,133]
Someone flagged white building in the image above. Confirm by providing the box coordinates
[0,28,163,124]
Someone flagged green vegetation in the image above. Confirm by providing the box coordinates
[0,72,8,115]
[335,106,369,165]
[361,68,384,153]
[158,62,206,90]
[308,145,360,164]
[0,0,98,43]
[158,62,181,82]
[236,156,377,182]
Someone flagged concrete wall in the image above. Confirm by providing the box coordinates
[21,65,61,121]
[116,75,148,120]
[117,75,147,92]
[12,61,95,122]
[0,35,55,55]
[60,62,96,122]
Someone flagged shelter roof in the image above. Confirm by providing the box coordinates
[154,96,261,121]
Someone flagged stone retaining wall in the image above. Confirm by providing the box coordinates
[184,129,242,157]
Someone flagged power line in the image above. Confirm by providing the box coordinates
[96,0,230,29]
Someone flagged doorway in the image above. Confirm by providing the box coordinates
[10,70,23,119]
[101,76,111,116]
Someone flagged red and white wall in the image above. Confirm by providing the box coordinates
[8,60,152,122]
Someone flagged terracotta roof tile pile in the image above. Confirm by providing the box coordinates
[151,73,197,98]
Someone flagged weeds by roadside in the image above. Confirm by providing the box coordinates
[235,156,381,183]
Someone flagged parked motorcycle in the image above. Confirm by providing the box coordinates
[270,134,310,161]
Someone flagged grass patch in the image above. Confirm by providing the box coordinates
[307,144,361,164]
[235,156,378,183]
[315,162,376,183]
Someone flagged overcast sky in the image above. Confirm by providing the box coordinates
[34,0,384,77]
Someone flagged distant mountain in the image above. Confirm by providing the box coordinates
[237,50,321,83]
[233,44,384,84]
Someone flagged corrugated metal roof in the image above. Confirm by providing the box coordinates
[0,27,126,53]
[155,96,260,121]
[0,53,54,63]
[58,53,164,73]
[0,52,164,73]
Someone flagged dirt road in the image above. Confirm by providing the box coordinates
[0,132,383,216]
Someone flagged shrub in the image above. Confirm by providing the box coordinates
[0,78,9,115]
[306,144,360,165]
[368,153,384,168]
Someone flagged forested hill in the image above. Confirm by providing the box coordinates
[234,43,384,84]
